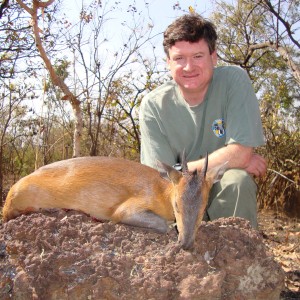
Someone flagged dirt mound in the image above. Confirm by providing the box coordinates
[0,210,285,299]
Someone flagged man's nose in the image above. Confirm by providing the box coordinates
[183,58,194,71]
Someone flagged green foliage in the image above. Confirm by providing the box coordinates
[54,58,71,81]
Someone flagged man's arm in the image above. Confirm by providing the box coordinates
[187,144,267,177]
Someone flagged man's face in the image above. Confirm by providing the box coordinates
[167,39,217,98]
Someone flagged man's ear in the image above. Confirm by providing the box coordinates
[166,56,171,69]
[156,160,182,184]
[212,50,218,66]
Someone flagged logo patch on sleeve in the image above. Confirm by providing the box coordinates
[212,119,226,138]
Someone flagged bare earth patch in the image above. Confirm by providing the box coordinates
[0,209,298,299]
[258,211,300,299]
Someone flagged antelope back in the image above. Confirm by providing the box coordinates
[2,157,173,222]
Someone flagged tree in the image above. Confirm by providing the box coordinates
[212,0,300,85]
[0,0,40,79]
[1,0,165,168]
[64,0,161,156]
[0,78,31,203]
[255,0,300,84]
[14,0,83,157]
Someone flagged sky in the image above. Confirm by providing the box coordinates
[60,0,217,55]
[62,0,215,27]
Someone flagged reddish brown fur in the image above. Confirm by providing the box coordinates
[3,156,226,249]
[3,157,174,222]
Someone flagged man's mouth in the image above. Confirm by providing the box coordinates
[183,74,199,78]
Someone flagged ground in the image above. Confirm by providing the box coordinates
[0,209,299,300]
[257,210,300,299]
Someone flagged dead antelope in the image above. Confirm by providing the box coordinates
[2,154,226,250]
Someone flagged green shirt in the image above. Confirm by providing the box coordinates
[139,66,265,168]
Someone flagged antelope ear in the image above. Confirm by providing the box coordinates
[206,161,228,184]
[157,161,182,184]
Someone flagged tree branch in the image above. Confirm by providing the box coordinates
[262,0,300,49]
[16,0,82,157]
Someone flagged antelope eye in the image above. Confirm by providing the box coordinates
[175,201,180,213]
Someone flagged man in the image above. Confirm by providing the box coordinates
[139,14,267,228]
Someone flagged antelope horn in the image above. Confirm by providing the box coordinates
[181,149,189,173]
[201,152,208,178]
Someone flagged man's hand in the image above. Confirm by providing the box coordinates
[244,154,267,177]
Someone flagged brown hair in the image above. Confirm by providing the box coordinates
[163,14,217,57]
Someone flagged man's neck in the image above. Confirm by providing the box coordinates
[179,87,208,106]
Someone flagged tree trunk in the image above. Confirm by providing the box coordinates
[17,0,83,157]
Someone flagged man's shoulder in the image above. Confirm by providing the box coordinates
[214,65,249,80]
[143,80,176,104]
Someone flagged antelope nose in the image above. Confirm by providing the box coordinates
[179,236,194,251]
